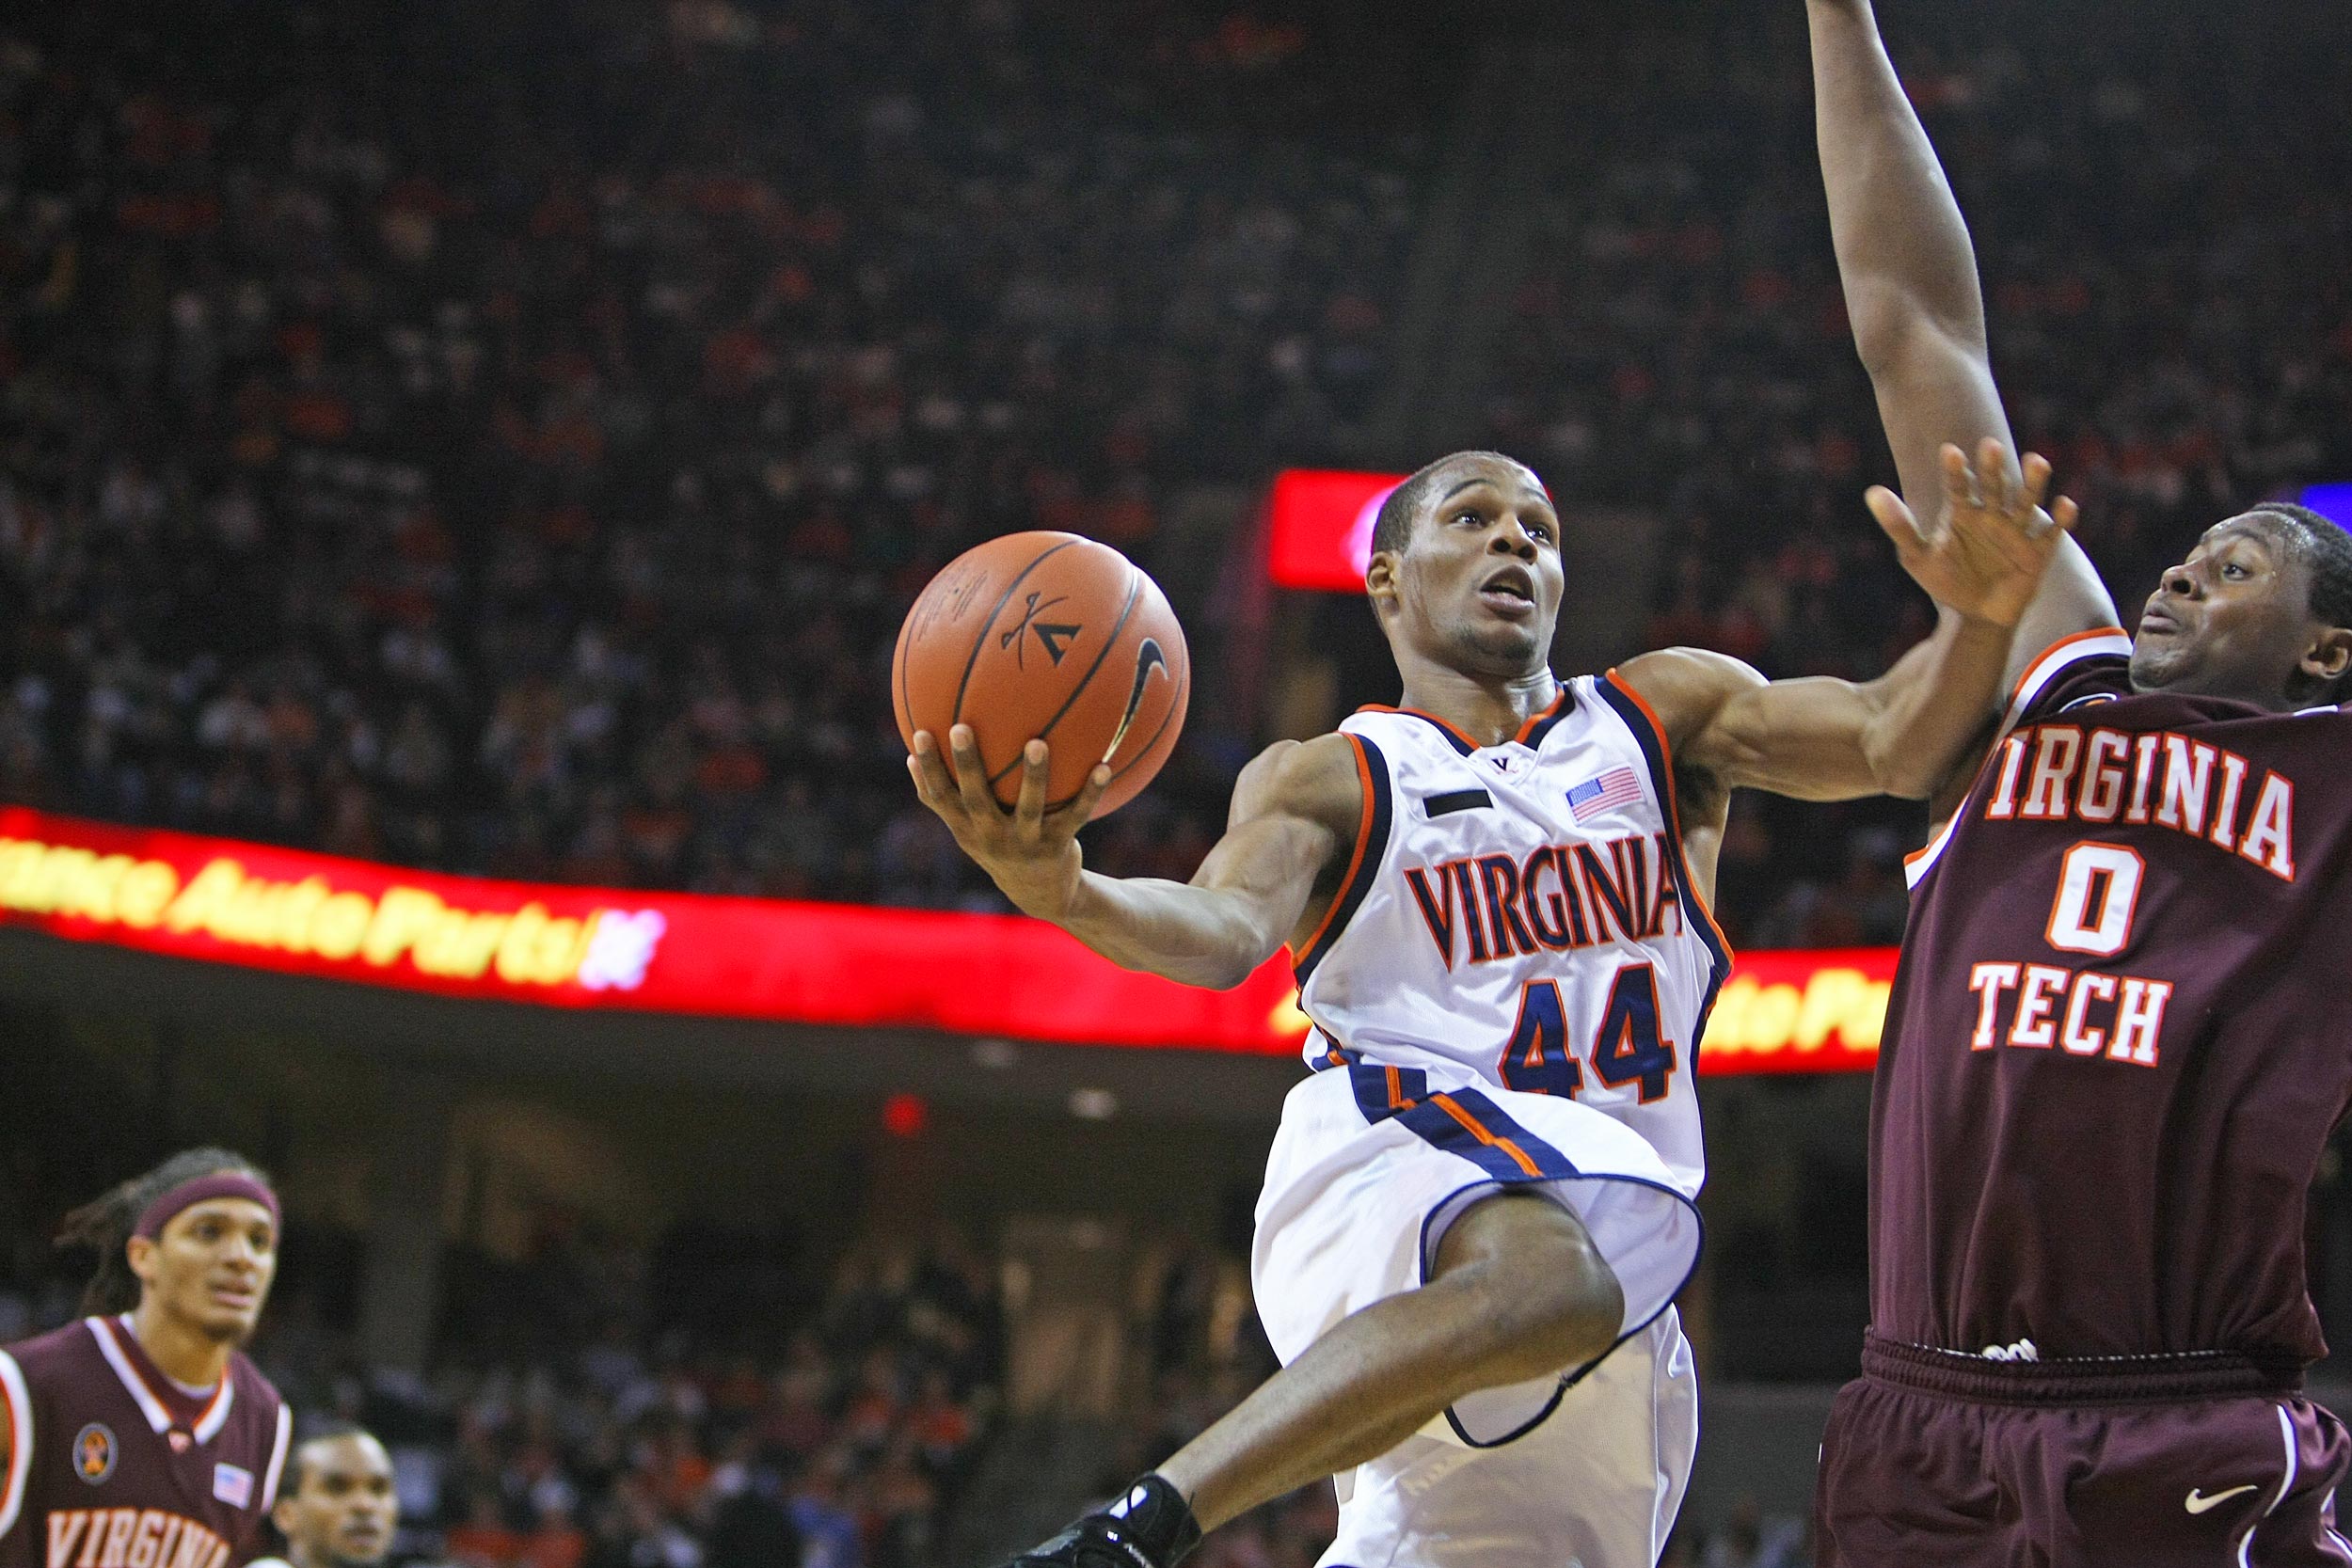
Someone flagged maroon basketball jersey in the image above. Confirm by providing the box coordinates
[1873,629,2352,1365]
[0,1317,290,1568]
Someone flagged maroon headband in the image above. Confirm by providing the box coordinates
[133,1174,280,1241]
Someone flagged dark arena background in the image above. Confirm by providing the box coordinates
[4,0,2350,1563]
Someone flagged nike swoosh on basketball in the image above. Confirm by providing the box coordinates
[1100,637,1168,762]
[2185,1484,2260,1514]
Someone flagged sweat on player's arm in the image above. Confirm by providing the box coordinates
[907,724,1360,990]
[1618,436,2080,805]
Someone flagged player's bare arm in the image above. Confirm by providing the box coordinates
[907,726,1360,989]
[1619,438,2077,869]
[1807,0,2116,698]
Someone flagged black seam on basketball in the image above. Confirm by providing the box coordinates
[989,566,1143,786]
[949,538,1082,730]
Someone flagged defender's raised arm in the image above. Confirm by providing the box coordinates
[1806,0,2115,691]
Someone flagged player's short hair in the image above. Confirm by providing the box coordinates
[287,1420,377,1493]
[1369,451,1535,562]
[2245,502,2352,703]
[56,1148,276,1315]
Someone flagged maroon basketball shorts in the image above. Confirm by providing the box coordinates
[1816,1334,2352,1567]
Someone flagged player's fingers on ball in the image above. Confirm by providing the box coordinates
[2052,494,2081,533]
[1014,739,1051,832]
[908,737,957,808]
[1053,763,1114,836]
[947,725,998,816]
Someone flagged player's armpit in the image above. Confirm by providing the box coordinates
[1195,734,1363,957]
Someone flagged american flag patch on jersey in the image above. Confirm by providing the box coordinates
[1566,767,1643,821]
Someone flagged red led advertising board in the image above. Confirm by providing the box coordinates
[0,807,1890,1071]
[1265,468,1406,591]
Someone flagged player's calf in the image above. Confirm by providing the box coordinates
[987,1196,1624,1568]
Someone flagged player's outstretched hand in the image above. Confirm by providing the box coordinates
[1867,437,2080,628]
[906,726,1111,921]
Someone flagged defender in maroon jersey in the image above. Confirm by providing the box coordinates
[0,1152,293,1568]
[1804,2,2352,1563]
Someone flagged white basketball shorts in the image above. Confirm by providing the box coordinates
[1250,1062,1703,1568]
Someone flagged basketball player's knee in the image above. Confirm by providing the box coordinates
[1437,1198,1625,1383]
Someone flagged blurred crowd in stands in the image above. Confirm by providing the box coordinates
[2,0,2347,948]
[0,0,1422,904]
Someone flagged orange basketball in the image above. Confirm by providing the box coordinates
[894,531,1189,818]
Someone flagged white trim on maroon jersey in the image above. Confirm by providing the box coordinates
[259,1402,292,1512]
[1902,809,1964,892]
[0,1347,32,1539]
[2004,628,2134,730]
[191,1370,233,1445]
[86,1319,172,1435]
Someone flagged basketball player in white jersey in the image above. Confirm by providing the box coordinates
[908,446,2074,1568]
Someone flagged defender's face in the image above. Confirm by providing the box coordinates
[134,1196,278,1343]
[280,1435,398,1568]
[2130,517,2320,704]
[1379,458,1565,675]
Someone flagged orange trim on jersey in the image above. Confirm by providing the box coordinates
[1384,1065,1406,1110]
[1598,670,1738,962]
[2007,626,2130,709]
[1356,687,1568,752]
[1429,1093,1544,1178]
[1294,734,1378,961]
[1901,834,1941,871]
[1355,703,1483,752]
[1511,689,1569,746]
[190,1369,233,1444]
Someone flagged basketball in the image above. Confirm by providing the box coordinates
[894,531,1190,817]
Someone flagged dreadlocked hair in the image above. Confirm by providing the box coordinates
[55,1148,273,1315]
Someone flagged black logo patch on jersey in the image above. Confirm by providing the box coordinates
[1424,788,1492,818]
[75,1422,116,1483]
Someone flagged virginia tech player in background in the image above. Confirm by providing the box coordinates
[0,1150,293,1568]
[1806,2,2352,1562]
[246,1427,396,1568]
[912,434,2070,1568]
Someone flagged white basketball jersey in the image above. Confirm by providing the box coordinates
[1292,673,1731,1196]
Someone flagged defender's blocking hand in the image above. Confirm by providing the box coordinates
[1867,438,2079,628]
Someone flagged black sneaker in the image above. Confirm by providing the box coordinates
[1002,1475,1201,1568]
